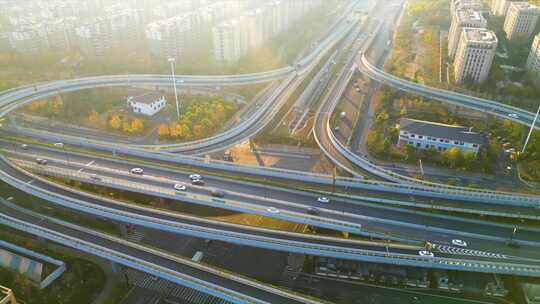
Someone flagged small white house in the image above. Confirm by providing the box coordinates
[127,90,167,116]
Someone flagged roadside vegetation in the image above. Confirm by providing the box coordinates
[385,0,540,112]
[0,226,106,304]
[157,96,237,141]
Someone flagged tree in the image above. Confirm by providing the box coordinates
[158,124,170,138]
[131,118,144,133]
[88,110,100,125]
[192,124,205,138]
[109,115,122,129]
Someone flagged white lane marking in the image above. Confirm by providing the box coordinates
[26,179,34,185]
[85,160,95,167]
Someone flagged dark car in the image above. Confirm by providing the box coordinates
[307,207,320,215]
[211,190,225,198]
[192,179,205,186]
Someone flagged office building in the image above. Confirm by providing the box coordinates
[503,2,539,41]
[397,118,484,155]
[448,9,487,59]
[454,28,498,84]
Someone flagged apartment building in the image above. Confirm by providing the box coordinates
[212,19,246,63]
[491,0,515,16]
[75,18,113,57]
[454,28,498,84]
[9,27,48,54]
[241,9,264,49]
[397,118,484,155]
[448,9,487,59]
[451,0,483,15]
[503,2,539,41]
[145,13,200,60]
[526,33,540,80]
[107,8,142,48]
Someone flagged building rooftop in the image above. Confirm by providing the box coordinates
[457,9,485,23]
[128,90,163,105]
[399,118,484,145]
[509,2,539,12]
[463,27,498,43]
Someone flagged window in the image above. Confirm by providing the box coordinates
[416,143,421,147]
[411,134,416,138]
[454,141,459,145]
[472,144,478,148]
[418,135,424,139]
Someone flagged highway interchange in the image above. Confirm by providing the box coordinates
[1,0,540,303]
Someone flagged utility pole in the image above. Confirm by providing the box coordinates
[418,158,424,179]
[168,58,181,120]
[522,103,540,154]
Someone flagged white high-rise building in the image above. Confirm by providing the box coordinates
[503,2,539,41]
[491,0,515,16]
[107,8,142,48]
[241,9,264,49]
[145,13,200,60]
[526,33,540,80]
[75,19,113,57]
[448,9,487,59]
[9,28,48,54]
[454,28,498,84]
[212,19,246,63]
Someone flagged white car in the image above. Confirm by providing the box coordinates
[189,174,202,180]
[90,174,102,181]
[317,197,330,203]
[508,113,519,119]
[419,250,434,257]
[267,207,280,214]
[452,239,467,247]
[20,144,28,150]
[174,184,187,191]
[130,168,144,175]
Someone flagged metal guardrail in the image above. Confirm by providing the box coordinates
[359,55,540,130]
[0,214,273,304]
[0,239,66,289]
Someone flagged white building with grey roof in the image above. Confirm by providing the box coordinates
[397,118,484,155]
[127,89,167,116]
[503,2,539,41]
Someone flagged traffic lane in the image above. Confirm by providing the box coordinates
[1,160,437,256]
[0,204,309,304]
[8,148,540,249]
[18,160,540,264]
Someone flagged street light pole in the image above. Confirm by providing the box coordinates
[522,103,540,154]
[168,57,181,120]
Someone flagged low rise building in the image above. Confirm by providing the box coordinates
[127,90,167,116]
[503,2,539,41]
[397,118,484,154]
[454,27,498,84]
[448,9,487,59]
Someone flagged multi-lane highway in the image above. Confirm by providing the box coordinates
[1,0,540,302]
[4,142,540,262]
